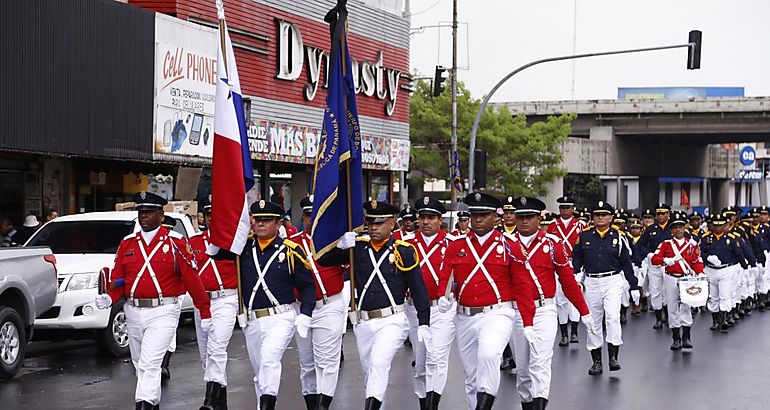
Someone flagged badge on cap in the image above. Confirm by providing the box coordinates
[423,197,430,205]
[520,197,527,206]
[309,195,314,203]
[475,193,481,201]
[598,200,604,207]
[259,200,265,209]
[140,192,146,200]
[371,200,378,209]
[508,196,513,202]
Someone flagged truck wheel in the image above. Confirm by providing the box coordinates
[97,300,130,357]
[0,307,27,379]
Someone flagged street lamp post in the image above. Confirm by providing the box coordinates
[467,31,703,190]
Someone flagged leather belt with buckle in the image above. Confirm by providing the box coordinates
[252,304,294,319]
[585,271,620,278]
[128,296,179,308]
[207,289,238,299]
[359,304,405,321]
[314,292,344,309]
[407,298,441,307]
[707,263,736,270]
[513,297,555,310]
[456,301,514,316]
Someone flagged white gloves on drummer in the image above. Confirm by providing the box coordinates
[663,257,677,267]
[581,314,598,336]
[94,295,112,310]
[437,294,455,313]
[417,325,433,350]
[295,314,312,338]
[706,255,722,266]
[630,289,641,305]
[337,232,357,250]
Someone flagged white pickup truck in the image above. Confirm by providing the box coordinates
[0,246,58,378]
[25,211,197,357]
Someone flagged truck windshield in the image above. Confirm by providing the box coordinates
[27,221,135,254]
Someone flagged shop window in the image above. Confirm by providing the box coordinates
[371,173,390,203]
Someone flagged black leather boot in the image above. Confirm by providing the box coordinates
[500,345,515,370]
[745,298,753,316]
[681,326,693,349]
[521,401,534,410]
[570,321,579,343]
[758,294,766,311]
[419,397,427,410]
[653,310,664,329]
[475,392,495,410]
[670,328,682,351]
[259,395,276,410]
[136,402,154,410]
[315,394,333,410]
[304,394,319,410]
[662,305,669,323]
[558,324,569,346]
[161,351,173,382]
[720,311,729,333]
[620,306,627,324]
[200,381,214,410]
[608,344,621,371]
[710,312,720,331]
[640,296,649,312]
[425,391,441,410]
[364,397,381,410]
[532,397,549,410]
[588,348,603,375]
[727,309,736,326]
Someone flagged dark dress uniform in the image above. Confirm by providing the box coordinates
[637,203,673,328]
[572,201,638,376]
[319,200,430,410]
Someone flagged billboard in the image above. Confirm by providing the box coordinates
[618,87,744,100]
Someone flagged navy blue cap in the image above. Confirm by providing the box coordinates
[414,196,446,216]
[200,194,212,213]
[590,200,615,215]
[513,196,546,216]
[300,196,313,213]
[250,200,284,219]
[365,200,399,223]
[556,196,576,207]
[502,196,517,211]
[464,192,501,214]
[134,191,168,211]
[399,206,416,220]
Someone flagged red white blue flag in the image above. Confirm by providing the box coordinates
[208,1,255,255]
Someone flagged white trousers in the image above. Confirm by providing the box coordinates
[243,309,296,399]
[662,275,692,328]
[760,260,770,293]
[646,256,665,310]
[342,281,352,333]
[124,302,181,405]
[353,311,408,402]
[454,307,516,410]
[405,302,456,398]
[555,281,580,324]
[194,294,238,385]
[295,295,347,396]
[512,304,557,403]
[732,268,743,306]
[584,274,624,350]
[620,279,631,308]
[706,266,736,312]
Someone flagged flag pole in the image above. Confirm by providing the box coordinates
[218,12,247,326]
[339,14,358,320]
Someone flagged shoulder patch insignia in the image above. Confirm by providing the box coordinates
[168,230,183,239]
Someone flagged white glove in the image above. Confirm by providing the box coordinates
[295,314,312,338]
[581,314,598,336]
[437,294,454,313]
[663,257,677,267]
[630,290,641,305]
[200,318,213,336]
[337,232,357,250]
[94,294,112,310]
[417,325,433,351]
[706,255,722,266]
[523,326,539,345]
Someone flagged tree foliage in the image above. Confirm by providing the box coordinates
[409,79,575,197]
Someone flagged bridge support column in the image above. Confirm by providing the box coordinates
[710,178,729,211]
[638,176,659,210]
[542,175,564,208]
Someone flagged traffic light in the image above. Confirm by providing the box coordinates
[473,150,487,189]
[433,66,447,97]
[687,30,702,70]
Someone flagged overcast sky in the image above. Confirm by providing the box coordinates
[407,0,770,102]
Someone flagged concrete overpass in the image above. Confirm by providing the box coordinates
[493,97,770,210]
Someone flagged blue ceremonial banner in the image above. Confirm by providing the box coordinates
[451,150,462,193]
[311,0,364,258]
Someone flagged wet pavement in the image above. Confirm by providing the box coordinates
[2,310,770,409]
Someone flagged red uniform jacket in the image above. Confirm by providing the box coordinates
[651,237,705,275]
[405,230,452,301]
[440,230,526,307]
[507,231,589,327]
[188,231,238,290]
[545,217,586,257]
[109,227,211,319]
[290,231,345,301]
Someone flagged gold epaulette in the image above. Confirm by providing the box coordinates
[394,240,419,271]
[286,243,311,271]
[727,233,737,239]
[283,239,300,249]
[356,235,371,242]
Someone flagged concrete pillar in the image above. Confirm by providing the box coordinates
[710,178,730,212]
[541,175,563,209]
[638,176,659,210]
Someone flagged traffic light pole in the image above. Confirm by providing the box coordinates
[450,0,458,212]
[467,37,701,190]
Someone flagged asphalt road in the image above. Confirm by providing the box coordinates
[2,309,769,409]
